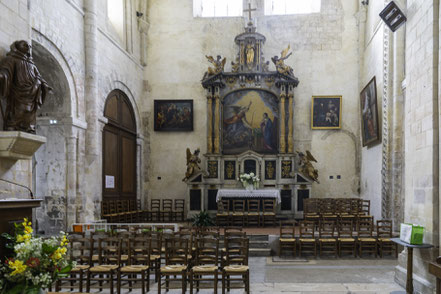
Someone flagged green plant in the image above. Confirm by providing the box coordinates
[191,211,215,227]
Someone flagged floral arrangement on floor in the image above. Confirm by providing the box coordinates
[238,172,260,189]
[0,218,74,294]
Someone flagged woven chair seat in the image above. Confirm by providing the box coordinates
[160,265,187,273]
[358,238,376,242]
[299,238,315,242]
[150,254,161,260]
[223,265,249,273]
[378,238,392,242]
[216,212,229,216]
[338,238,355,242]
[232,212,244,216]
[263,212,275,216]
[71,265,90,272]
[120,265,149,272]
[280,238,296,242]
[319,238,336,242]
[89,265,118,272]
[247,212,259,216]
[192,265,218,273]
[92,254,99,261]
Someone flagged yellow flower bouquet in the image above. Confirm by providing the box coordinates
[0,218,74,294]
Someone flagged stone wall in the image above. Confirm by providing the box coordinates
[145,0,361,204]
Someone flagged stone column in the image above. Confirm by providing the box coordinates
[83,0,100,222]
[207,89,213,154]
[213,87,220,154]
[287,85,294,153]
[279,85,286,154]
[138,19,150,66]
[65,129,78,230]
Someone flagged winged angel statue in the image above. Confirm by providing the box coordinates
[271,45,294,76]
[182,148,201,182]
[203,55,226,80]
[297,150,320,183]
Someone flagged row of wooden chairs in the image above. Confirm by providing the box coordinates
[57,228,250,293]
[304,198,370,216]
[101,199,185,223]
[216,199,277,227]
[279,219,397,258]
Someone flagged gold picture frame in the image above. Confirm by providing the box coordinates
[311,96,342,129]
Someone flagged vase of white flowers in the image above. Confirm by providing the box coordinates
[239,172,260,191]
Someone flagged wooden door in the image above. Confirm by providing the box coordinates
[103,90,137,201]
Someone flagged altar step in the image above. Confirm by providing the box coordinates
[249,234,271,256]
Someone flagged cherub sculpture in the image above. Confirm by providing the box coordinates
[182,148,201,181]
[231,57,240,73]
[271,44,294,76]
[203,55,226,80]
[297,150,319,183]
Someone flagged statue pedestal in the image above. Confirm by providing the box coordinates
[0,131,46,160]
[0,199,42,260]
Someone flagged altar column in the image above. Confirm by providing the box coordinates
[279,85,286,153]
[207,89,213,154]
[213,86,220,154]
[287,85,294,153]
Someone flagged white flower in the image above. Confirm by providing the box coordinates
[250,172,254,177]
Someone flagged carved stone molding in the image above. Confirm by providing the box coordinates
[0,131,46,160]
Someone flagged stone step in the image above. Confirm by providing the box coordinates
[249,240,269,248]
[249,247,272,257]
[248,234,269,241]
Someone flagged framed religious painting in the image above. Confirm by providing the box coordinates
[154,100,193,131]
[360,77,380,146]
[311,96,342,129]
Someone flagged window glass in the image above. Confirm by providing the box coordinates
[108,0,125,40]
[194,0,243,17]
[264,0,321,15]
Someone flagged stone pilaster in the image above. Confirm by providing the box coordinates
[279,85,286,154]
[287,85,294,153]
[207,89,213,154]
[214,87,220,154]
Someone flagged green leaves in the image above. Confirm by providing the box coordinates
[42,243,57,255]
[191,210,215,227]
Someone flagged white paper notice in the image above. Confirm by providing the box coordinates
[105,175,115,188]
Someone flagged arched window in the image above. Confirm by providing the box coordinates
[103,90,137,201]
[107,0,125,42]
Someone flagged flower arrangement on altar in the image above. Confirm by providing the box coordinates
[238,172,260,190]
[0,218,74,294]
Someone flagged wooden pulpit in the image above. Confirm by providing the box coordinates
[0,199,42,260]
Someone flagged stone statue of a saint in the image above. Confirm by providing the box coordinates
[0,40,52,133]
[182,148,201,181]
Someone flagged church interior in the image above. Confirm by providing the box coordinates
[0,0,439,293]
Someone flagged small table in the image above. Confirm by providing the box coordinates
[391,238,433,294]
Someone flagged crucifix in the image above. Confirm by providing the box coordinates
[243,1,256,25]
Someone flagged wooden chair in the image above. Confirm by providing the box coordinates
[149,233,162,283]
[298,221,316,257]
[279,221,296,256]
[357,217,377,257]
[361,200,370,216]
[337,220,356,257]
[377,220,397,258]
[158,237,189,293]
[150,199,161,222]
[56,236,91,292]
[117,237,151,294]
[262,199,276,227]
[173,199,185,221]
[216,199,230,227]
[90,231,113,265]
[190,236,219,294]
[246,199,260,226]
[87,237,121,294]
[161,199,173,222]
[231,200,245,227]
[318,221,337,257]
[222,237,250,294]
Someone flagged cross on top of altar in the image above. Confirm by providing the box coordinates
[243,2,257,25]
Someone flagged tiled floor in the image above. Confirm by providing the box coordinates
[78,257,405,294]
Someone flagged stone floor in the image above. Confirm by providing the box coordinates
[78,256,405,294]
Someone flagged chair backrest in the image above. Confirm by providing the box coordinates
[263,199,276,213]
[247,199,260,213]
[69,236,92,265]
[99,237,121,265]
[164,237,189,265]
[195,236,219,266]
[162,199,173,211]
[233,199,245,212]
[376,220,392,238]
[362,200,370,215]
[129,237,151,265]
[319,221,335,238]
[218,199,230,213]
[151,199,160,211]
[299,221,315,238]
[357,217,373,238]
[280,221,295,238]
[320,198,334,214]
[174,199,185,211]
[198,230,220,239]
[224,237,249,266]
[337,220,353,238]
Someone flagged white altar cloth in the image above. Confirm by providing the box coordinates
[216,189,281,204]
